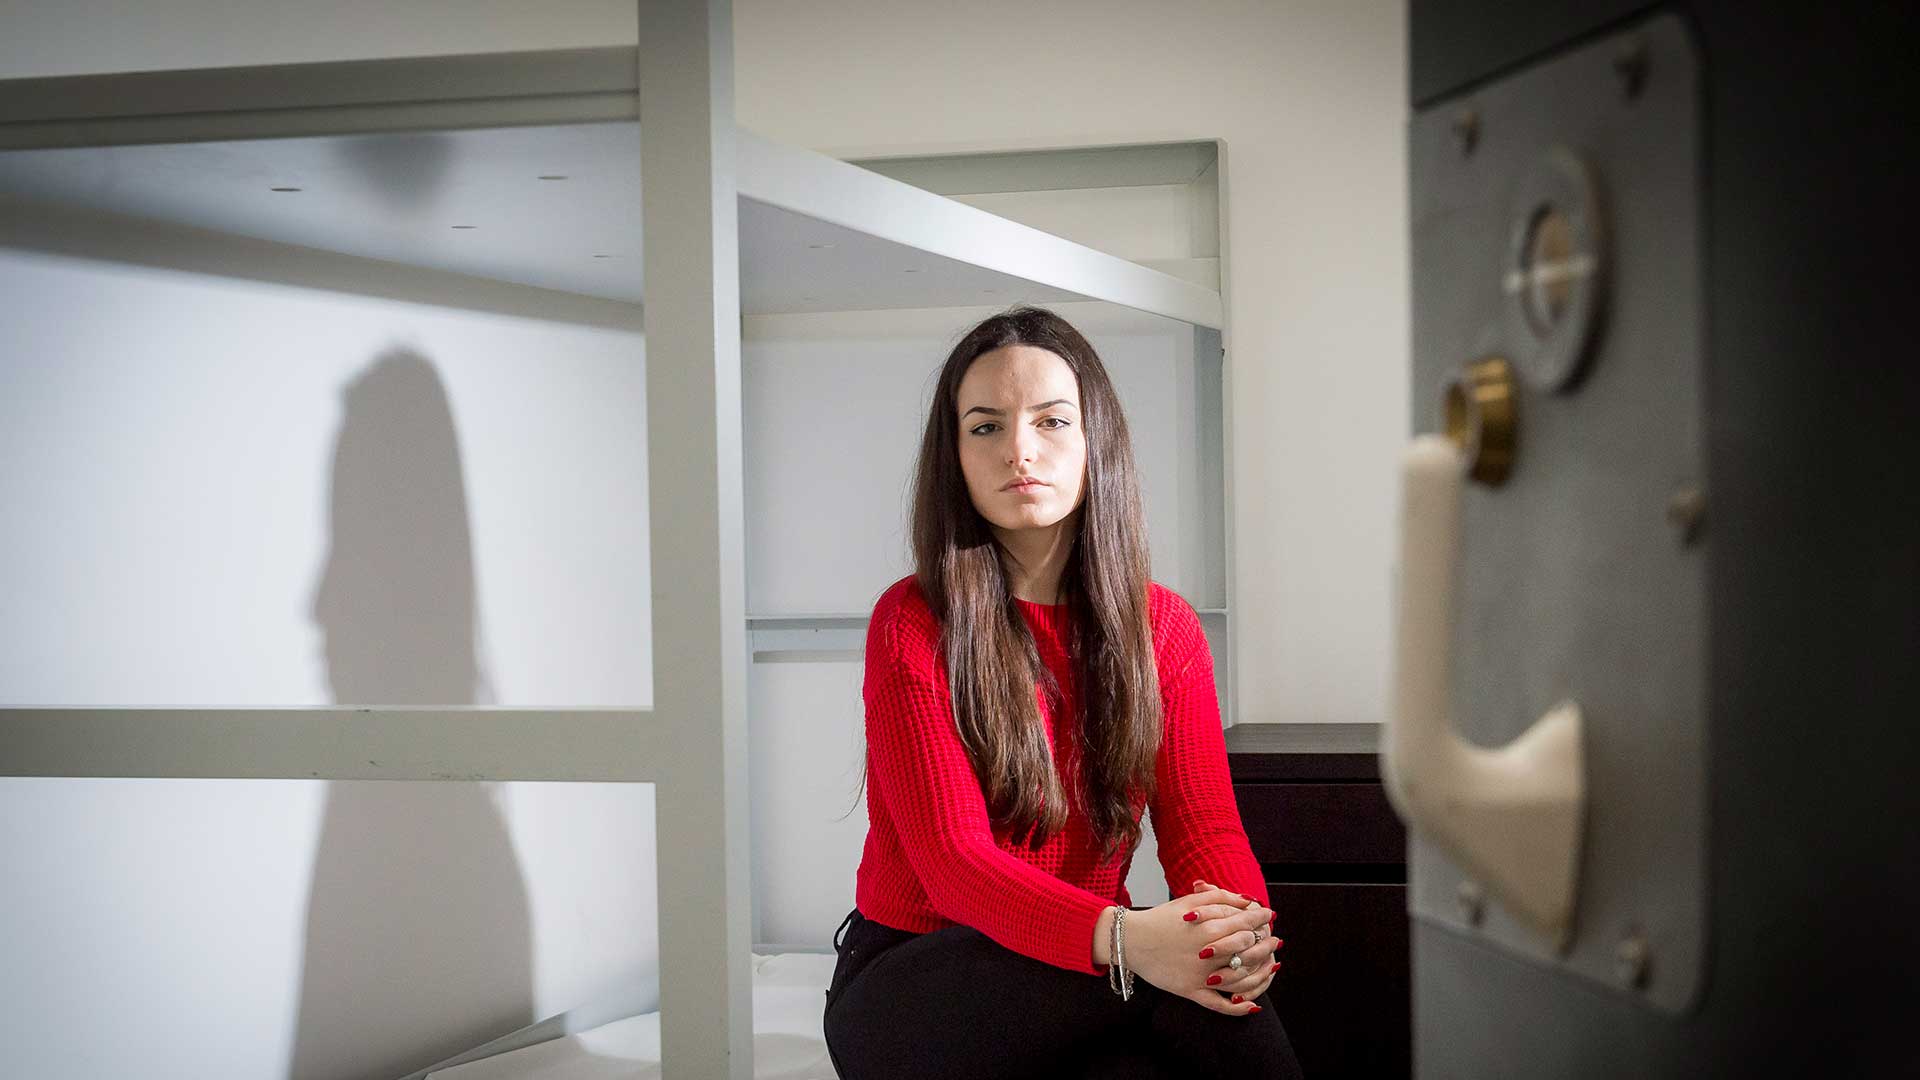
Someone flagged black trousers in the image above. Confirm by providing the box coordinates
[822,907,1305,1079]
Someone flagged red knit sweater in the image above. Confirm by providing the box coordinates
[854,574,1270,975]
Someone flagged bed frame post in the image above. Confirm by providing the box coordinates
[638,1,753,1077]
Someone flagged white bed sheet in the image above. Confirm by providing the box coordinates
[426,952,840,1080]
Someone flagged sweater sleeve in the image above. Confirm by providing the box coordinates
[1148,599,1272,910]
[863,599,1116,975]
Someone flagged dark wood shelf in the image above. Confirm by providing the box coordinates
[1229,722,1410,1078]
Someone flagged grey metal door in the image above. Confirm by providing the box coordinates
[1397,4,1918,1075]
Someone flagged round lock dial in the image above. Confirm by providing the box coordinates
[1503,147,1609,392]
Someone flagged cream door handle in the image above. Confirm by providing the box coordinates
[1382,435,1586,946]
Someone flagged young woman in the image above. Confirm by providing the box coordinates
[822,307,1303,1078]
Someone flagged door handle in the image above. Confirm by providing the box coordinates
[1382,434,1586,946]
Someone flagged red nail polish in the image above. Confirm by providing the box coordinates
[1183,912,1197,922]
[1207,974,1223,986]
[1199,947,1214,959]
[1249,1005,1263,1014]
[1275,938,1284,949]
[1231,994,1243,1004]
[1271,962,1281,972]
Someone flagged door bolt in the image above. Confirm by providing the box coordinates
[1613,37,1650,100]
[1666,487,1707,545]
[1455,879,1486,927]
[1451,107,1480,156]
[1614,931,1652,988]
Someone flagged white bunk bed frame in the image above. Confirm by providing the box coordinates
[0,3,1229,1076]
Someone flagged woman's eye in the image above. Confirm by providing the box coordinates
[969,423,998,436]
[1040,417,1070,430]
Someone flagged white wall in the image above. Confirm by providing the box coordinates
[742,308,1215,615]
[0,1,1409,1076]
[0,252,653,709]
[0,245,661,1080]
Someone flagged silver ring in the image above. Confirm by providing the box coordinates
[1252,926,1265,943]
[1228,953,1243,972]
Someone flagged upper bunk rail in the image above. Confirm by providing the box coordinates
[0,46,641,150]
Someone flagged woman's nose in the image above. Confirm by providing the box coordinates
[1007,426,1038,465]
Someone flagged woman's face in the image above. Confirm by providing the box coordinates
[955,345,1088,534]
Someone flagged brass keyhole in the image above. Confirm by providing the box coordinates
[1444,357,1518,486]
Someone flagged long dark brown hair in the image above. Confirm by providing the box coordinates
[855,306,1161,865]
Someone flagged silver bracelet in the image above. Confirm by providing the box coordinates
[1108,906,1134,1001]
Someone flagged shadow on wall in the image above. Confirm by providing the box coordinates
[291,348,534,1080]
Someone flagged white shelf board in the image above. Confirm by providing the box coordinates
[0,49,1221,327]
[851,142,1218,197]
[745,607,1229,659]
[0,707,671,781]
[747,608,1228,621]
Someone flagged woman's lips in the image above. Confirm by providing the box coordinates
[1005,480,1046,493]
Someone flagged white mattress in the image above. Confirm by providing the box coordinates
[426,952,840,1080]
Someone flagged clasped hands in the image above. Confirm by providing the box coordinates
[1127,879,1281,1016]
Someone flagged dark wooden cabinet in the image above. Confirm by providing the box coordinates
[1226,724,1410,1078]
